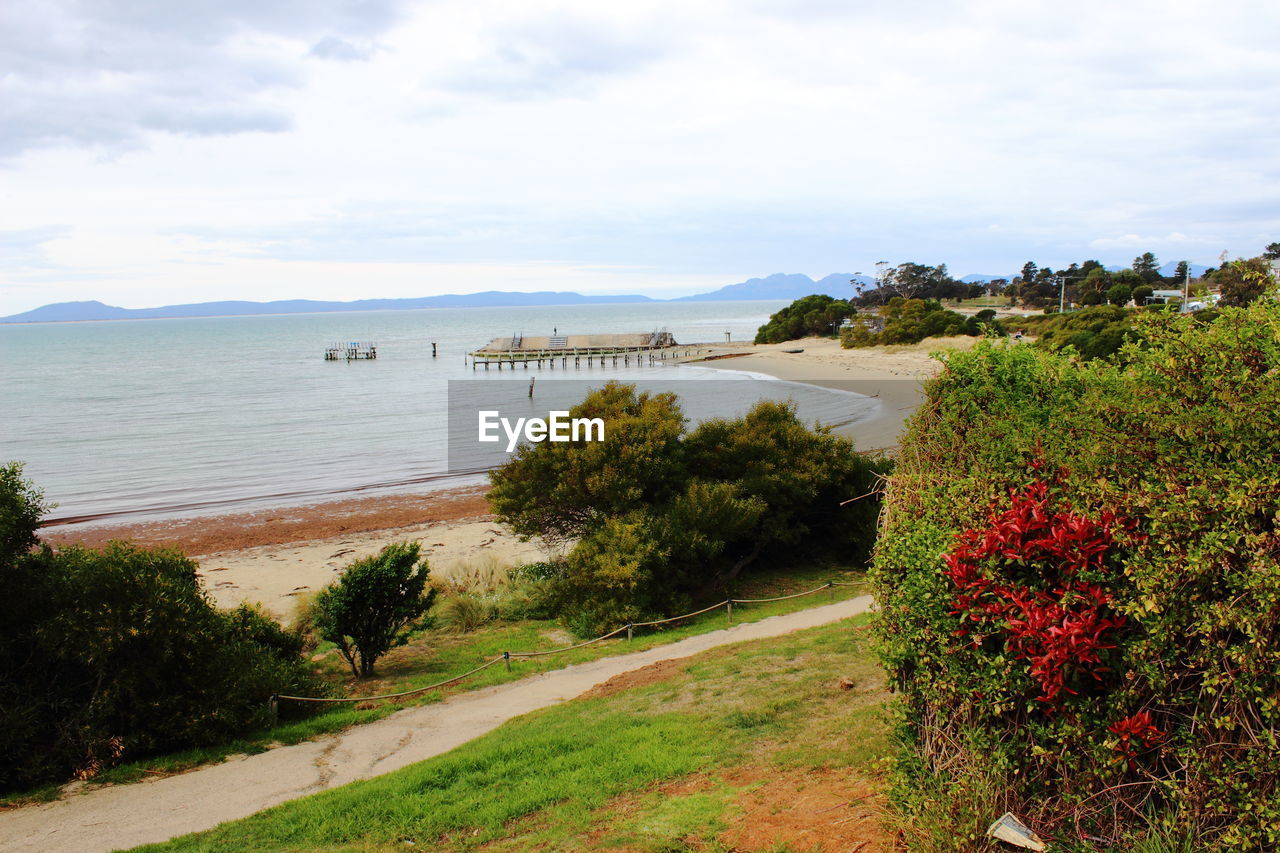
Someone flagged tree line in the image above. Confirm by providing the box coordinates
[850,242,1279,310]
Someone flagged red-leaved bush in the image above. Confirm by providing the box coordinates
[942,468,1137,706]
[875,311,1280,848]
[1107,710,1166,770]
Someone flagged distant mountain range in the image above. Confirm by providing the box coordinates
[3,270,1017,323]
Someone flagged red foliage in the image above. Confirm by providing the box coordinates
[1108,711,1166,769]
[944,475,1135,706]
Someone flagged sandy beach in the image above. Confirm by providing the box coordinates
[682,334,974,452]
[40,487,555,620]
[38,337,964,618]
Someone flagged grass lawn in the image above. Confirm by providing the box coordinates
[138,613,891,852]
[3,565,869,804]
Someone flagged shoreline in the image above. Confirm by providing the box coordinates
[680,335,963,452]
[40,485,552,619]
[40,484,495,556]
[37,337,962,616]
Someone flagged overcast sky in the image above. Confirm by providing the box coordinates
[2,0,1278,314]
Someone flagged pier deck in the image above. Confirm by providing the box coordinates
[324,342,377,360]
[467,331,711,370]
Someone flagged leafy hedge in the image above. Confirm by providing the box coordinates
[841,298,1001,348]
[872,301,1280,849]
[1018,304,1140,362]
[490,383,889,635]
[0,471,323,792]
[755,294,855,344]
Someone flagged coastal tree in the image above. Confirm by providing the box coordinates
[1217,256,1275,307]
[882,262,952,301]
[488,383,889,634]
[1107,282,1133,306]
[487,383,685,544]
[0,461,45,568]
[1132,251,1161,282]
[312,542,434,678]
[754,294,855,343]
[1082,266,1111,296]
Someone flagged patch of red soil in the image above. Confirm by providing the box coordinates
[39,486,491,555]
[577,657,694,700]
[718,766,894,853]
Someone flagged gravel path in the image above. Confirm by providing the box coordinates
[0,596,873,853]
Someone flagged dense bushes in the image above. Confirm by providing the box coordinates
[872,302,1280,848]
[841,298,1001,348]
[755,294,855,343]
[489,382,888,634]
[1018,304,1139,361]
[0,466,321,793]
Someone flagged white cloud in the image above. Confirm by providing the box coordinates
[2,0,1279,314]
[1090,232,1210,250]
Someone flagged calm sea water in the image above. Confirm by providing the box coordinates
[0,301,878,523]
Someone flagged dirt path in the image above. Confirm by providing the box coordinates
[0,596,874,853]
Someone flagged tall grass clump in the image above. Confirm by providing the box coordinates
[872,300,1280,850]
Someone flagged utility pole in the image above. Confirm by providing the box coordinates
[1182,261,1191,313]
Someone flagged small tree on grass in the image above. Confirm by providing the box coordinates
[313,543,434,678]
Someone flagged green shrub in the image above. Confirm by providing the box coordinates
[1216,256,1276,307]
[755,294,855,343]
[840,297,1000,349]
[312,543,435,678]
[490,383,889,635]
[509,560,564,582]
[1023,304,1139,362]
[492,576,559,621]
[0,500,322,793]
[873,303,1280,848]
[434,592,497,633]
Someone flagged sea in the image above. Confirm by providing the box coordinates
[0,301,879,524]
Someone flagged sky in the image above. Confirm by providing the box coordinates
[2,0,1278,314]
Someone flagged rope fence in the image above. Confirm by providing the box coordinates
[273,579,858,714]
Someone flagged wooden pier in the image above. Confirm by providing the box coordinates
[324,341,377,361]
[467,331,711,370]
